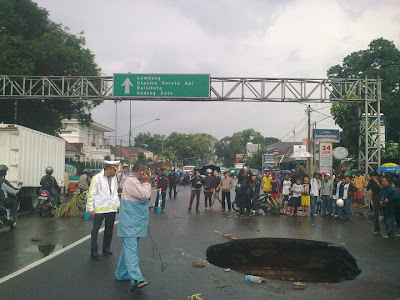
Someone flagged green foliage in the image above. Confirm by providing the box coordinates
[0,0,101,135]
[138,152,146,161]
[247,150,263,169]
[215,128,280,167]
[134,132,165,155]
[328,38,400,159]
[329,92,359,157]
[134,132,217,166]
[381,141,400,164]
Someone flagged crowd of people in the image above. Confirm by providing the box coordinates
[153,164,399,240]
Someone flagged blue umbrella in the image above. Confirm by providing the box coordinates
[376,166,400,173]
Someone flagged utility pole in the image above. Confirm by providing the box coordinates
[313,121,317,172]
[128,100,132,146]
[114,100,118,146]
[293,122,295,143]
[306,105,313,175]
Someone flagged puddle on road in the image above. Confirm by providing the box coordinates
[38,244,63,256]
[206,238,361,283]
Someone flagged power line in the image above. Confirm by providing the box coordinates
[281,115,332,143]
[313,110,333,119]
[279,116,307,141]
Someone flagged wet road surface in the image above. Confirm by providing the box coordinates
[1,185,400,299]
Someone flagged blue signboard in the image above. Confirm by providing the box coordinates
[313,129,340,143]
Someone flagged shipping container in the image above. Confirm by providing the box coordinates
[0,124,65,210]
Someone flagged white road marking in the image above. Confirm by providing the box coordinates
[0,220,118,285]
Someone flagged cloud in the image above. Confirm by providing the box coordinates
[32,0,400,143]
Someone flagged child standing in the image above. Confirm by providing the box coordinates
[289,178,302,216]
[155,168,168,211]
[301,176,311,216]
[270,172,280,200]
[281,174,291,215]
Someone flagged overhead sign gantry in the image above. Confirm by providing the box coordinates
[0,74,382,173]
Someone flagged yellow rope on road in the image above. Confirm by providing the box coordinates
[188,293,203,300]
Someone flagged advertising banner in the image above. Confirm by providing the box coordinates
[320,142,333,171]
[236,154,244,163]
[313,129,340,143]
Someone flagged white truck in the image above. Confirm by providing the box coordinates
[0,124,65,210]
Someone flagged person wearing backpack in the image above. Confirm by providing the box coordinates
[40,166,60,204]
[77,169,91,193]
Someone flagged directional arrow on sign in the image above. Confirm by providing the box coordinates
[122,78,133,94]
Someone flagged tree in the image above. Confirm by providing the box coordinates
[215,128,280,167]
[247,150,263,169]
[134,132,165,155]
[0,0,101,135]
[134,131,218,166]
[328,38,400,158]
[215,136,242,167]
[138,152,146,161]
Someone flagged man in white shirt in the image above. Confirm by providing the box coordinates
[310,173,321,216]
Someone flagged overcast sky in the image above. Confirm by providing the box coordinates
[34,0,400,145]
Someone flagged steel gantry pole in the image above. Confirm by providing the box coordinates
[0,75,381,171]
[306,105,313,175]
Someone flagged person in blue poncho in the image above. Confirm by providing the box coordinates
[115,161,152,291]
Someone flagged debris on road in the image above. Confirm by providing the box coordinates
[193,261,205,268]
[31,235,42,241]
[188,293,203,300]
[245,275,263,283]
[223,233,237,240]
[293,281,306,290]
[224,268,231,272]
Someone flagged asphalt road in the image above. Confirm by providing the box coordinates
[0,185,399,299]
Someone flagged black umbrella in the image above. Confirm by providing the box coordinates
[199,164,221,176]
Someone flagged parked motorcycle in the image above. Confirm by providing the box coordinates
[38,190,57,217]
[232,193,281,214]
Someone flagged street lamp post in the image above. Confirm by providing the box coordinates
[128,118,160,146]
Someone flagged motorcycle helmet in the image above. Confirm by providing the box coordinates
[206,168,212,174]
[45,166,54,175]
[252,170,259,177]
[0,164,8,176]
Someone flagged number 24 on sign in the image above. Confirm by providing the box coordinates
[322,145,331,154]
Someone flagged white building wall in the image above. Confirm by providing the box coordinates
[60,119,113,162]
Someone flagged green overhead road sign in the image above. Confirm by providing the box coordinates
[113,73,210,98]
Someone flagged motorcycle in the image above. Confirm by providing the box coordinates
[232,193,281,214]
[178,176,191,186]
[0,206,16,230]
[0,194,20,230]
[38,190,57,217]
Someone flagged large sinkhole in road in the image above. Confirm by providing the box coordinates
[206,238,361,283]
